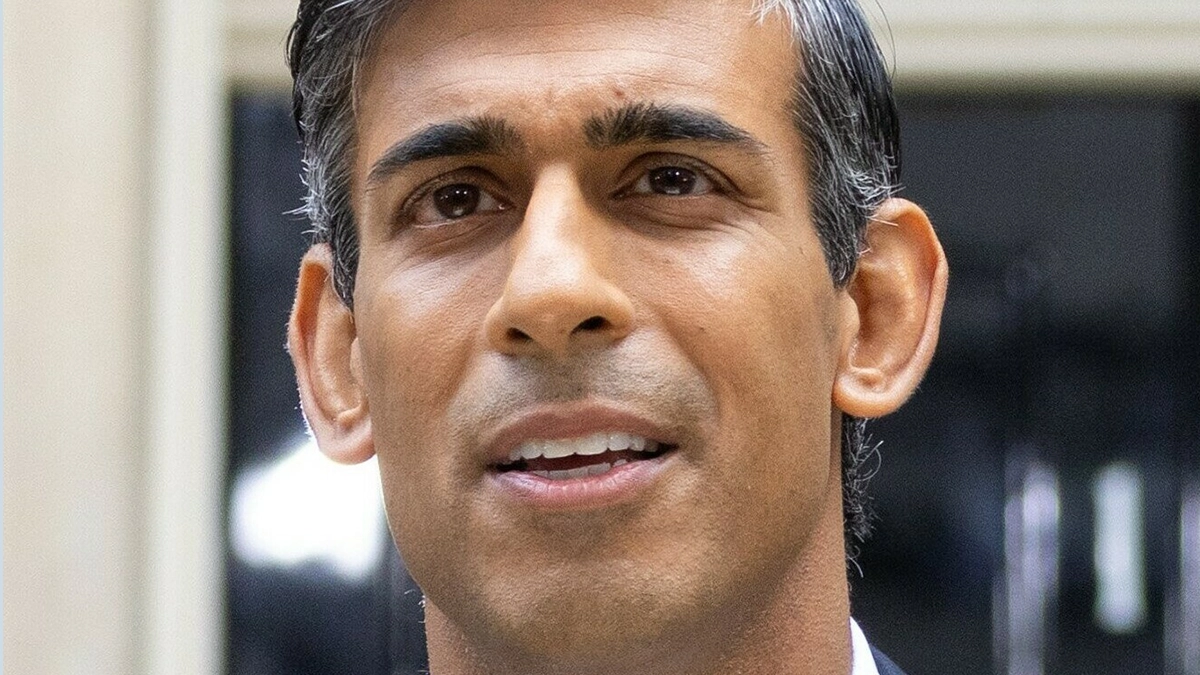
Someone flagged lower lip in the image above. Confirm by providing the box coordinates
[487,452,675,510]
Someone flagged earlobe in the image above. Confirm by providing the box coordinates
[833,198,948,419]
[288,244,375,464]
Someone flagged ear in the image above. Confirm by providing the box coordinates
[288,244,375,464]
[833,198,948,419]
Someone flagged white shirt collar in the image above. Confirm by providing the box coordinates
[850,618,881,675]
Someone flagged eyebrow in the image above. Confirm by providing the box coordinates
[365,116,522,188]
[584,102,766,153]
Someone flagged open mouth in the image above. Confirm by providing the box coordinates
[494,431,675,480]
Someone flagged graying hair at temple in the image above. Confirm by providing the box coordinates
[286,0,901,563]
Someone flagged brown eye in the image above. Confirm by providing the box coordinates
[434,184,481,219]
[410,181,507,228]
[629,164,715,197]
[649,167,698,195]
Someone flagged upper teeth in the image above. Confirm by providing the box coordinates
[507,432,656,463]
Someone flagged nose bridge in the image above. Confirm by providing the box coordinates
[513,165,602,281]
[485,164,633,356]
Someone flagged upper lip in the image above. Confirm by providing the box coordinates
[480,400,677,467]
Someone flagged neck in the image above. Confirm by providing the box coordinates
[423,480,853,675]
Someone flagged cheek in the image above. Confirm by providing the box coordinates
[354,247,504,535]
[634,224,841,498]
[356,244,504,412]
[358,284,466,423]
[642,224,838,393]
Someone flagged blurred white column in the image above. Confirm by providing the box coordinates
[3,0,227,672]
[3,0,152,672]
[146,0,227,672]
[999,454,1061,675]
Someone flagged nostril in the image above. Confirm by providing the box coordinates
[575,316,607,332]
[506,327,532,342]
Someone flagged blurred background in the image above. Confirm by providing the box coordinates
[4,1,1199,674]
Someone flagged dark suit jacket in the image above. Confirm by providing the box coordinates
[870,646,908,675]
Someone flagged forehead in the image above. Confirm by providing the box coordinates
[354,0,799,160]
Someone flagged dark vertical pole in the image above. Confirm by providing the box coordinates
[998,242,1061,675]
[1166,100,1200,675]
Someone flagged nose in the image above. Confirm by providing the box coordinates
[484,168,634,358]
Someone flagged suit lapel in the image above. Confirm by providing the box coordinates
[869,645,908,675]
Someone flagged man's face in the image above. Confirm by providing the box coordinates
[350,0,850,664]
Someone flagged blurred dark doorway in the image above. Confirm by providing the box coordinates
[854,96,1200,675]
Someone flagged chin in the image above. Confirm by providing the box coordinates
[423,553,723,670]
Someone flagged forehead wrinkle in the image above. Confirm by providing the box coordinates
[393,1,739,54]
[377,49,725,106]
[413,69,724,106]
